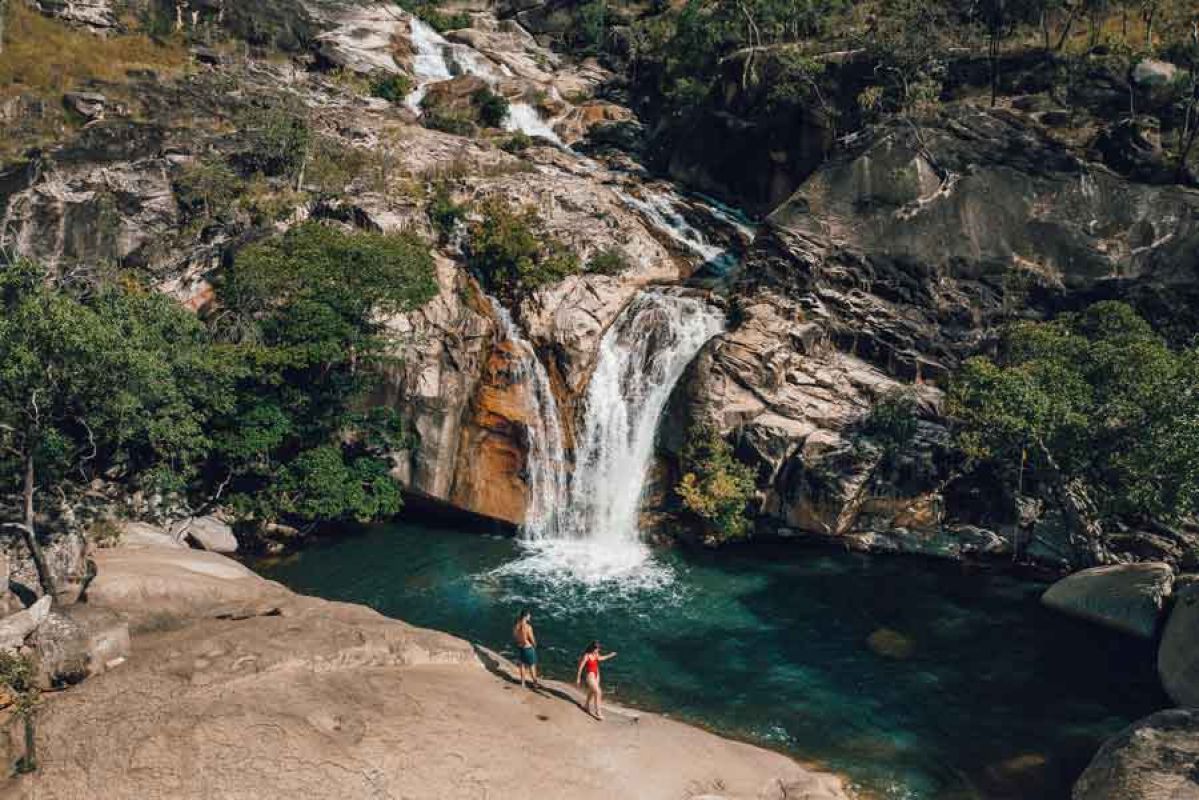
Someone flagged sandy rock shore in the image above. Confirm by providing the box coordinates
[2,540,850,800]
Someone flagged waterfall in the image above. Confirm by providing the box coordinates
[487,298,568,540]
[561,292,725,544]
[403,17,562,143]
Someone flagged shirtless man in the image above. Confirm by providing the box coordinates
[513,608,540,688]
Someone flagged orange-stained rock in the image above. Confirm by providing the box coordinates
[450,341,533,525]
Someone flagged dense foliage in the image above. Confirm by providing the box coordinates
[211,222,437,525]
[0,222,438,537]
[464,198,580,302]
[676,423,757,543]
[948,301,1199,525]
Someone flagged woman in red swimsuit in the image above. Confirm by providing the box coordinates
[575,641,618,720]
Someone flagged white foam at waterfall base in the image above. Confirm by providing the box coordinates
[496,290,725,589]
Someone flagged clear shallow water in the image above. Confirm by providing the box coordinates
[259,522,1168,799]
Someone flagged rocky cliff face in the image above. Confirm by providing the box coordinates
[3,0,1197,563]
[672,105,1199,562]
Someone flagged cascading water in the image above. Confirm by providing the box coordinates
[486,298,568,540]
[403,17,562,143]
[563,291,725,546]
[498,290,725,586]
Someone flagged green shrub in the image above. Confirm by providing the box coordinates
[427,182,465,242]
[235,100,311,178]
[465,198,580,302]
[863,388,919,458]
[422,108,477,136]
[676,423,757,543]
[472,87,509,128]
[0,652,40,773]
[370,73,413,103]
[174,155,242,222]
[306,135,368,196]
[501,132,533,153]
[586,247,630,276]
[397,0,471,32]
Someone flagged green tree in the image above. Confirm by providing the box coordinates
[465,198,579,303]
[0,260,229,595]
[211,222,437,527]
[948,301,1199,563]
[676,423,757,542]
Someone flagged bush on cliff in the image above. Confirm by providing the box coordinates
[465,198,580,302]
[676,423,757,543]
[947,301,1199,527]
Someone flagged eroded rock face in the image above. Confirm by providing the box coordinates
[669,105,1199,560]
[1160,584,1199,707]
[1073,710,1199,800]
[1041,563,1174,639]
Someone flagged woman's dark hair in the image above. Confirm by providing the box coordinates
[517,608,531,621]
[585,640,600,654]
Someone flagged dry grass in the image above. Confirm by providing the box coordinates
[0,2,188,101]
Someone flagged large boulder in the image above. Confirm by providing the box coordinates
[86,544,291,629]
[171,516,238,554]
[1042,563,1174,639]
[0,596,53,653]
[119,520,185,549]
[1160,583,1199,707]
[1073,709,1199,800]
[32,606,130,686]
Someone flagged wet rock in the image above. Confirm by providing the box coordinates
[0,596,53,653]
[1042,563,1174,639]
[866,628,914,660]
[1159,583,1199,707]
[32,606,130,686]
[1073,709,1199,800]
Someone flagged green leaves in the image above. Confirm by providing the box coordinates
[676,423,757,542]
[211,221,437,527]
[276,445,402,524]
[0,260,227,497]
[948,301,1199,523]
[465,198,581,303]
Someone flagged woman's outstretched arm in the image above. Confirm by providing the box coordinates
[599,651,618,661]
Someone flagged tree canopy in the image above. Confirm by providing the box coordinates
[948,301,1199,525]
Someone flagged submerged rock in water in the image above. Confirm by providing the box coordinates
[1159,584,1199,707]
[866,628,915,660]
[1073,709,1199,800]
[1041,563,1174,639]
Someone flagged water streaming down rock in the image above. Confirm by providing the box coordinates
[486,298,568,540]
[403,17,562,143]
[558,291,725,558]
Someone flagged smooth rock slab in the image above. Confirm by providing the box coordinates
[1042,562,1174,639]
[1073,709,1199,800]
[1160,584,1199,707]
